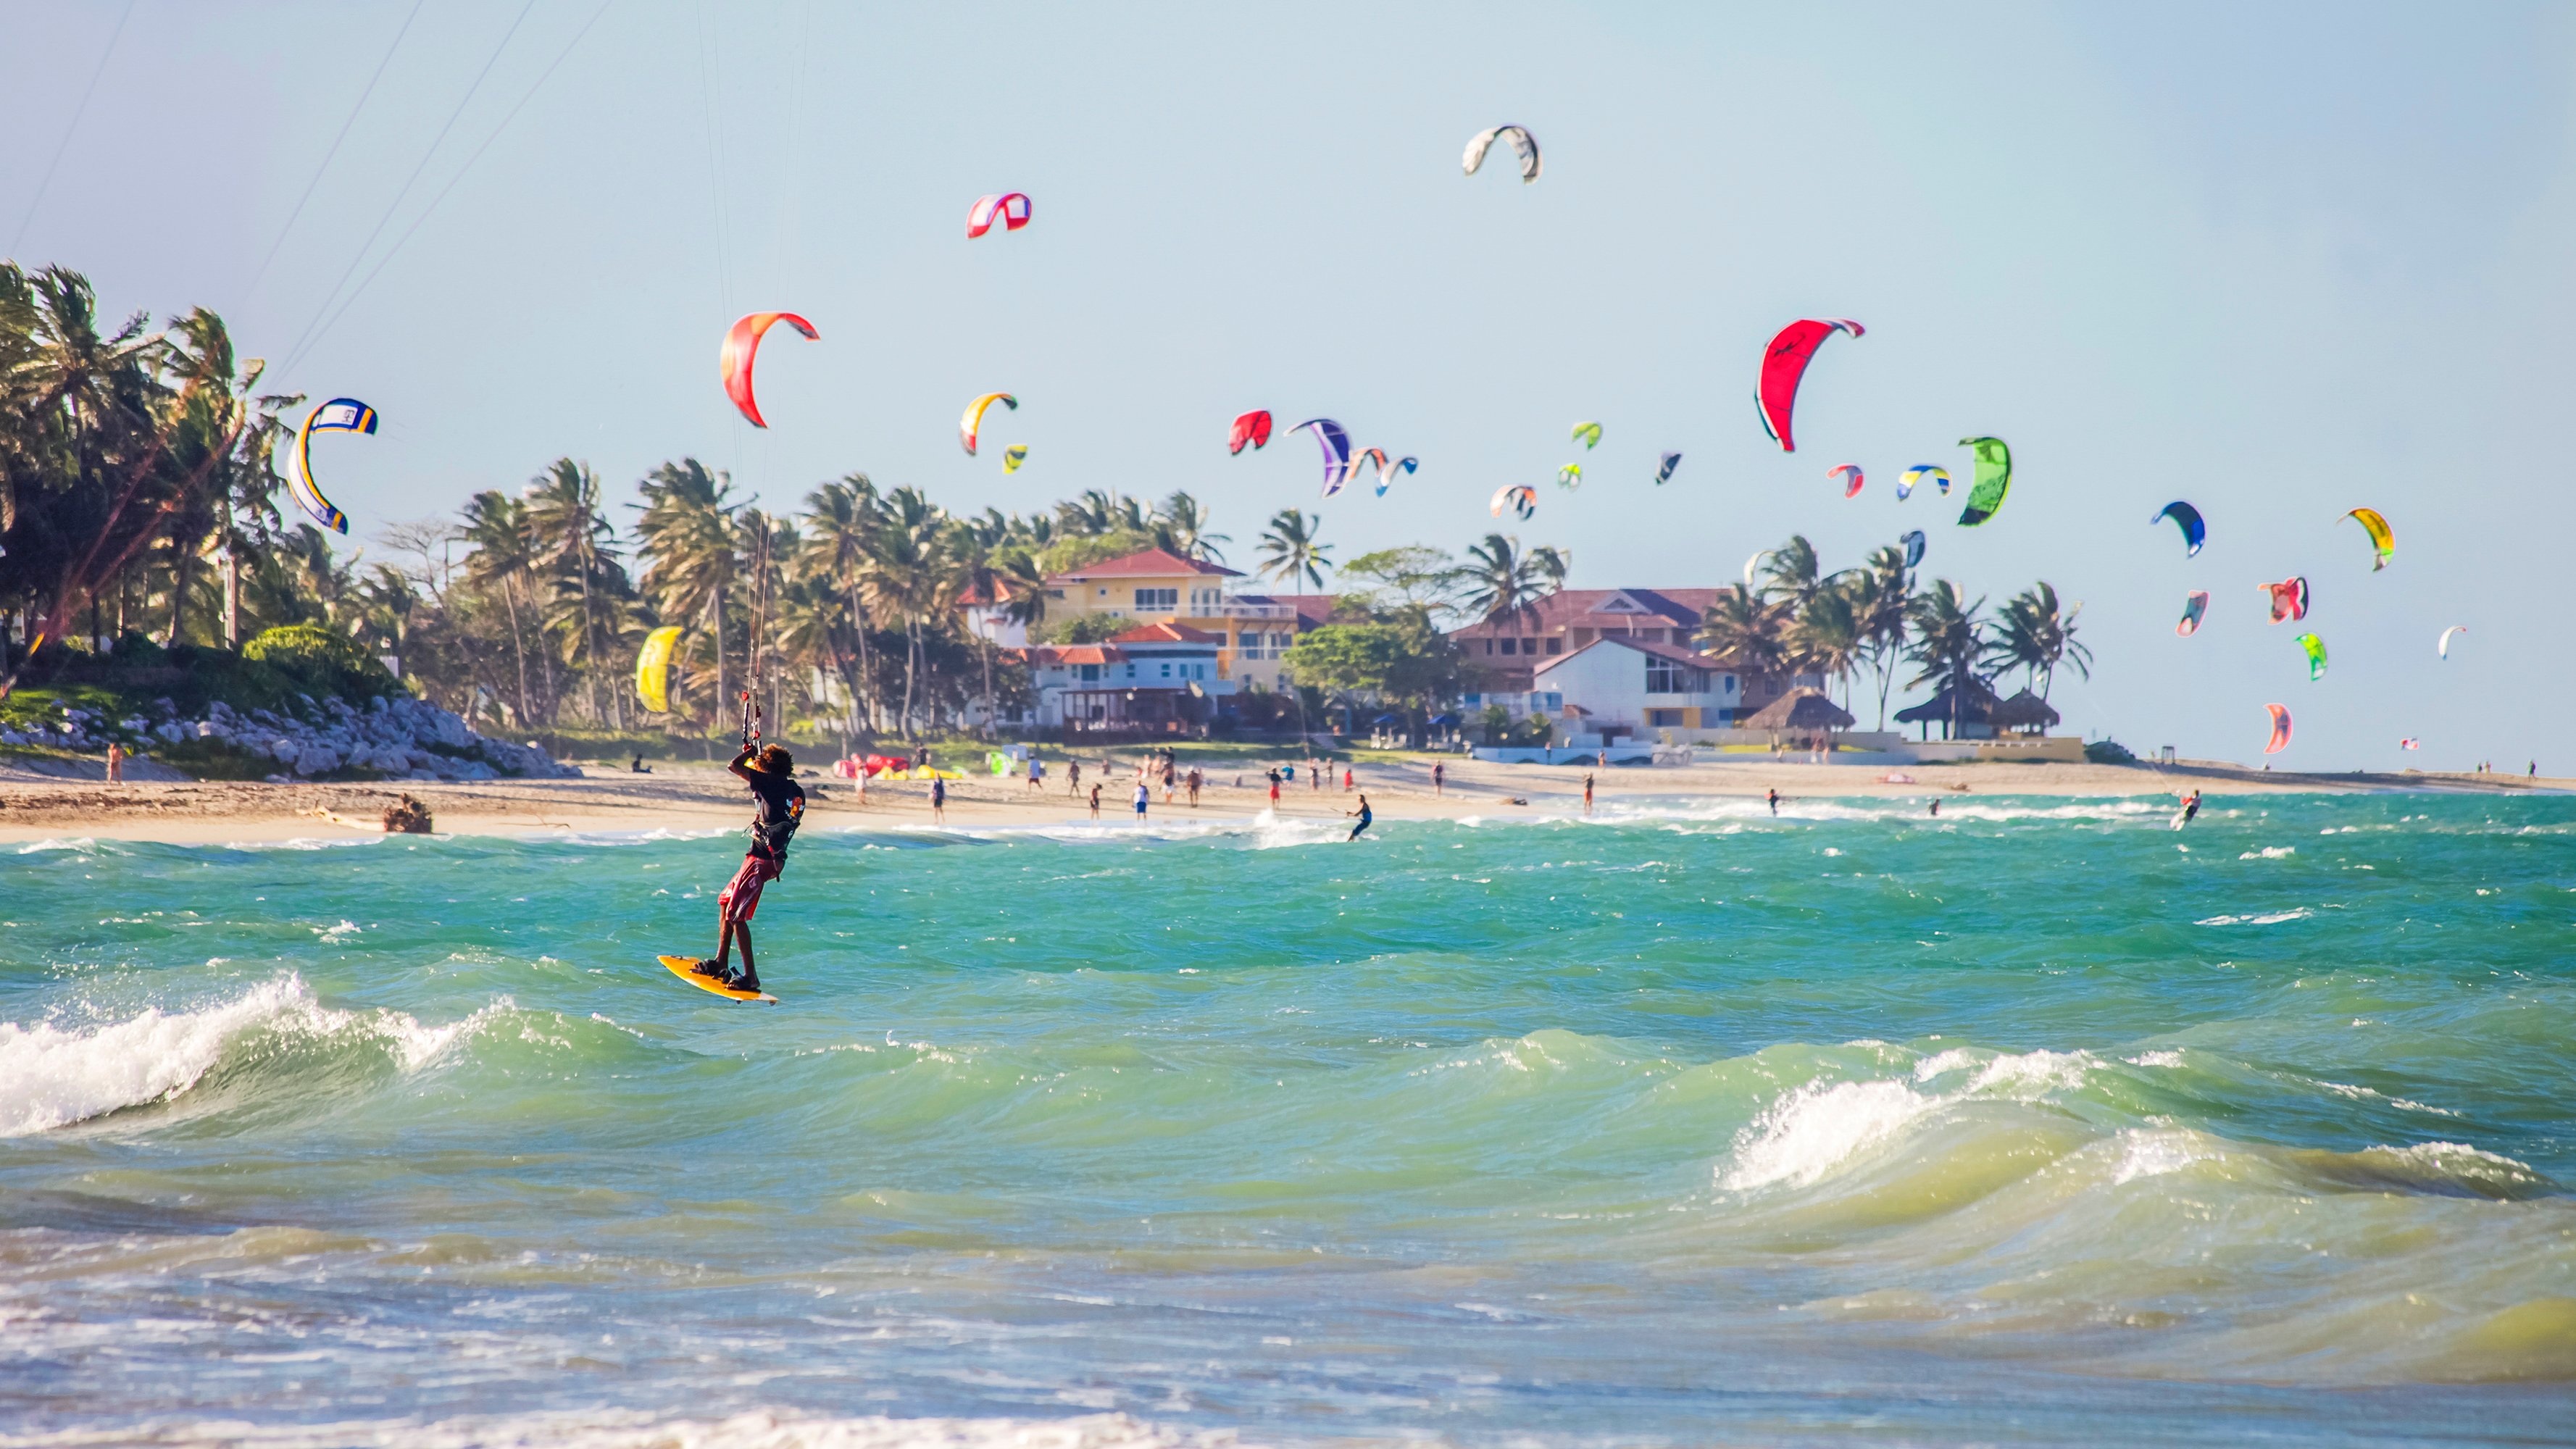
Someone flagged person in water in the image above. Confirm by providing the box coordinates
[1345,793,1372,840]
[1766,788,1780,817]
[2180,788,2202,826]
[1583,772,1594,816]
[699,742,804,991]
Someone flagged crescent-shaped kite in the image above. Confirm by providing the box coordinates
[289,397,376,535]
[1754,317,1863,453]
[1654,451,1682,485]
[1292,418,1353,493]
[635,625,683,715]
[2296,632,2328,681]
[2438,625,2468,659]
[1228,410,1273,455]
[1956,436,2012,527]
[1557,463,1583,490]
[2153,501,2206,556]
[1899,530,1926,569]
[2401,738,2421,751]
[2262,576,2309,624]
[1830,464,1864,498]
[2177,590,2209,637]
[1491,484,1537,519]
[2264,703,2293,755]
[720,312,819,429]
[959,392,1017,455]
[1896,464,1948,501]
[1352,450,1417,496]
[1463,124,1541,182]
[964,193,1032,238]
[1743,550,1771,587]
[2341,507,2393,570]
[1003,446,1029,473]
[1571,421,1601,449]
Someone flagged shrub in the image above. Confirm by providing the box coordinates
[2084,738,2137,764]
[241,624,401,701]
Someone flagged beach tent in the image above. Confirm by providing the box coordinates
[1895,680,2003,741]
[1745,688,1856,734]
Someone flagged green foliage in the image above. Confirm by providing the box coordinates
[241,623,400,701]
[1030,612,1130,646]
[2085,738,2137,764]
[1037,530,1157,577]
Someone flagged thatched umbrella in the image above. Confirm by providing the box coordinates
[1745,686,1856,734]
[1988,688,2061,736]
[1894,679,2002,740]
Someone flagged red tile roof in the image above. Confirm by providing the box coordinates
[1109,622,1224,645]
[1448,588,1726,636]
[1044,546,1241,583]
[1030,644,1124,666]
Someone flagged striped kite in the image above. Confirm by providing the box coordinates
[288,397,375,535]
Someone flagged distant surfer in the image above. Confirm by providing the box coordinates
[2175,788,2202,829]
[697,741,803,993]
[1346,793,1373,840]
[1929,798,1939,817]
[1766,788,1779,817]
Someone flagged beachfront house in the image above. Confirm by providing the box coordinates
[1033,547,1334,694]
[1019,622,1234,736]
[1451,588,1815,734]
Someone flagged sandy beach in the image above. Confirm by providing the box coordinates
[2,752,2563,845]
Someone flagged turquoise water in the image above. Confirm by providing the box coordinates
[4,793,2574,1446]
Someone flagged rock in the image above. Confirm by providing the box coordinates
[292,743,341,776]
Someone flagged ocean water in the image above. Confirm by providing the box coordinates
[4,791,2574,1447]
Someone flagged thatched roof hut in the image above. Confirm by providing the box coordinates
[1988,688,2062,735]
[1894,679,2001,739]
[1744,686,1856,733]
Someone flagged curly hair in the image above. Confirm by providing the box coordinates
[754,743,794,774]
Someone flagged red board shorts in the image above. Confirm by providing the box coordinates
[719,851,782,922]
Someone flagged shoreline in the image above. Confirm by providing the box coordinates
[2,755,2564,846]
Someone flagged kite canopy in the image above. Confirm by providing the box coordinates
[720,312,819,428]
[2401,738,2421,750]
[1830,464,1864,498]
[1369,454,1419,496]
[2264,703,2293,755]
[635,625,683,714]
[1955,436,2012,527]
[2438,625,2468,659]
[2341,507,2393,570]
[2262,576,2309,624]
[2296,632,2328,681]
[1654,451,1682,485]
[1899,530,1926,569]
[959,392,1017,455]
[1896,464,1948,501]
[1227,409,1273,455]
[1003,446,1029,474]
[1462,124,1541,182]
[1754,318,1863,452]
[1556,463,1583,490]
[2177,590,2209,638]
[1490,484,1537,519]
[1293,419,1353,493]
[1571,421,1601,449]
[289,397,375,535]
[2153,501,2206,556]
[965,192,1032,238]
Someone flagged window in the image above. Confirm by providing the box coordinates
[1079,664,1100,682]
[1159,664,1172,677]
[1483,638,1495,655]
[1124,664,1137,678]
[1648,709,1684,727]
[1135,588,1178,611]
[1544,637,1562,655]
[1499,637,1517,656]
[1646,658,1694,694]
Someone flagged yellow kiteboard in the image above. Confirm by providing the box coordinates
[659,954,778,1003]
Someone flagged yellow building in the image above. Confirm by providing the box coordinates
[1036,547,1333,692]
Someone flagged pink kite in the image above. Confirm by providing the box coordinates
[966,193,1033,238]
[1755,317,1864,452]
[2264,703,2293,755]
[720,312,819,428]
[1229,410,1273,455]
[2261,576,2309,624]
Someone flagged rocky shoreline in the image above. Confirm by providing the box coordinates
[0,693,579,782]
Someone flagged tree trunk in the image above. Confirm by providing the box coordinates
[900,619,921,739]
[166,536,192,646]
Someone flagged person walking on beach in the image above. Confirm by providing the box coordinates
[1345,793,1373,841]
[694,740,804,993]
[1133,778,1150,824]
[1267,768,1282,809]
[1186,767,1202,807]
[1766,788,1780,817]
[1432,761,1444,796]
[1163,759,1177,804]
[1068,759,1081,797]
[104,741,123,784]
[1311,759,1323,792]
[1028,756,1044,792]
[1583,772,1594,816]
[1342,767,1354,793]
[930,774,947,824]
[1088,782,1102,819]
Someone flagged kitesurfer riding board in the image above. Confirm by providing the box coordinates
[659,690,800,1003]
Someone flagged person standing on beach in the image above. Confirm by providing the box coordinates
[1088,783,1101,819]
[1432,761,1444,796]
[1187,768,1202,807]
[1163,759,1177,804]
[1342,767,1354,793]
[1267,768,1282,809]
[1068,759,1082,797]
[1345,793,1373,841]
[1133,778,1150,824]
[104,741,124,783]
[930,774,947,824]
[1028,756,1043,792]
[1311,759,1323,792]
[1583,772,1594,816]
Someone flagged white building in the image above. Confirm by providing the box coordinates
[1019,622,1234,736]
[1517,635,1746,744]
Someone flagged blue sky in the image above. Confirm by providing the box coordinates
[8,1,2573,767]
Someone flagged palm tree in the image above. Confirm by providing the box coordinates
[1257,508,1332,595]
[460,490,541,724]
[861,485,954,738]
[1155,490,1228,562]
[1695,584,1788,677]
[1993,581,2092,700]
[524,458,617,725]
[1788,583,1863,705]
[799,474,883,734]
[1848,544,1914,730]
[1905,580,1991,740]
[1453,533,1550,625]
[633,458,741,724]
[1757,534,1825,611]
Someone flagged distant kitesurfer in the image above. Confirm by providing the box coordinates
[1929,798,1940,817]
[699,740,804,993]
[1346,793,1373,840]
[1766,788,1779,817]
[2180,789,2202,827]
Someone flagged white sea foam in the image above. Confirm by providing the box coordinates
[2195,908,2316,926]
[2238,845,2297,860]
[0,1410,1234,1449]
[0,975,469,1137]
[2111,1128,2227,1185]
[1726,1047,2112,1193]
